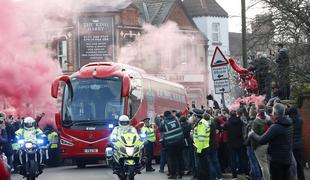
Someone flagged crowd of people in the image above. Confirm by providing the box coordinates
[0,112,59,179]
[147,97,305,180]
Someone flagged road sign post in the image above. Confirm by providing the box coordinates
[211,46,230,108]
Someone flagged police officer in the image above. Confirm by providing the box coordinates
[160,111,184,179]
[15,117,47,172]
[110,115,137,139]
[141,118,156,172]
[192,109,210,180]
[46,126,59,167]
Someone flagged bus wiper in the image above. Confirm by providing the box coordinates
[72,120,107,126]
[63,119,74,128]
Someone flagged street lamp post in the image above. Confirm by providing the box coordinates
[241,0,247,68]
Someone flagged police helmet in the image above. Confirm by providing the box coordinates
[24,117,36,129]
[119,115,130,127]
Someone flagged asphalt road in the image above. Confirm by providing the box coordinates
[11,165,310,180]
[11,165,192,180]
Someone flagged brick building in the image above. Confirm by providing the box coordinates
[298,94,310,162]
[47,0,209,106]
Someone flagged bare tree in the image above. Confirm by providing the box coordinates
[249,0,310,98]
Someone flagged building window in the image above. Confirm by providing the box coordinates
[57,40,68,71]
[212,23,220,43]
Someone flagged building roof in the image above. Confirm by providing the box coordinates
[134,0,177,25]
[77,0,134,13]
[182,0,228,18]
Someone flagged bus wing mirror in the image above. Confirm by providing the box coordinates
[122,76,130,97]
[51,75,70,98]
[55,112,61,130]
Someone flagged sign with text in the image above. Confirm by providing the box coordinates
[78,16,115,67]
[212,65,229,81]
[211,46,230,94]
[214,79,231,94]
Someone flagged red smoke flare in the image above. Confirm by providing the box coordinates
[0,0,60,128]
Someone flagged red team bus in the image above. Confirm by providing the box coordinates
[51,62,187,167]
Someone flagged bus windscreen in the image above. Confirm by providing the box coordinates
[62,76,124,126]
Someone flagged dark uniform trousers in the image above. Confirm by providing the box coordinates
[196,148,210,180]
[145,141,154,170]
[167,144,184,176]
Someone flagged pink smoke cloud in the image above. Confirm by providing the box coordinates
[0,0,61,128]
[228,94,266,111]
[118,21,205,74]
[0,0,133,128]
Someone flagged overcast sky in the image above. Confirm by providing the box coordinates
[216,0,265,33]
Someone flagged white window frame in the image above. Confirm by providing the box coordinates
[57,40,68,71]
[212,23,221,43]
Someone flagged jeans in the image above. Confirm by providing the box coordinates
[159,148,167,171]
[218,143,230,172]
[208,149,222,180]
[183,147,191,171]
[247,146,262,180]
[229,146,248,178]
[293,148,305,180]
[255,145,270,180]
[265,74,272,101]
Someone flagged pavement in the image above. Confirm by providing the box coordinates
[11,165,310,180]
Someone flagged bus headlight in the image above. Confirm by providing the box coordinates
[108,124,114,129]
[60,139,74,146]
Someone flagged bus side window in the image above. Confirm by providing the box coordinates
[128,78,142,119]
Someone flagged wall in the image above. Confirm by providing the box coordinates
[193,16,229,105]
[299,96,310,161]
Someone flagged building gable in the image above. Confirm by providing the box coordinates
[165,0,196,30]
[182,0,228,18]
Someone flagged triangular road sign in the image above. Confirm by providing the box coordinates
[211,46,229,67]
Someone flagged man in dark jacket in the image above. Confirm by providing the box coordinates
[160,111,184,179]
[275,43,290,99]
[0,117,9,167]
[180,116,191,174]
[4,115,14,170]
[205,113,222,180]
[223,109,247,179]
[288,107,305,180]
[250,56,273,101]
[216,108,230,173]
[156,115,169,174]
[249,103,293,180]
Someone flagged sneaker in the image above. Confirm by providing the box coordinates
[146,168,155,172]
[159,169,164,173]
